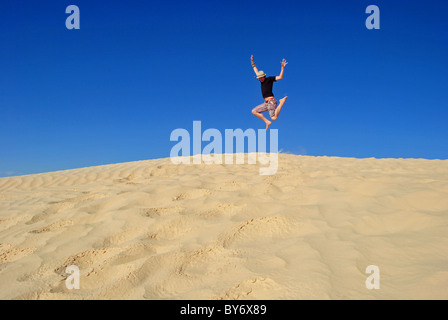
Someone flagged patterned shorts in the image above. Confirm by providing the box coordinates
[254,98,278,118]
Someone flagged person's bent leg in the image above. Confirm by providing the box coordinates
[271,96,288,121]
[268,99,279,121]
[252,108,272,130]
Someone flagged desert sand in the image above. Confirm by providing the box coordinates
[0,153,447,300]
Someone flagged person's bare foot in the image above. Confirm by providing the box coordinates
[265,120,272,130]
[279,96,288,104]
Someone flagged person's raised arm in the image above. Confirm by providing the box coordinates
[251,55,260,76]
[276,59,288,81]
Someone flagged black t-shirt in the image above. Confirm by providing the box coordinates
[260,76,276,98]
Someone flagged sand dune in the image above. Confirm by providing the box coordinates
[0,154,447,299]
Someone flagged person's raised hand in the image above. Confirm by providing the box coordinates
[281,59,288,68]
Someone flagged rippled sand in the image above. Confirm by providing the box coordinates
[1,154,447,299]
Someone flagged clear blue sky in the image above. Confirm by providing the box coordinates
[1,0,447,177]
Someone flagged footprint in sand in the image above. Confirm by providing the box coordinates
[108,242,156,265]
[214,180,248,192]
[172,188,212,201]
[217,277,281,300]
[149,164,180,178]
[0,215,31,231]
[102,228,147,246]
[177,246,236,278]
[140,206,184,218]
[262,175,284,195]
[0,243,37,263]
[197,203,242,220]
[114,174,142,185]
[54,247,123,277]
[30,220,74,234]
[146,216,196,241]
[220,216,294,248]
[26,193,108,224]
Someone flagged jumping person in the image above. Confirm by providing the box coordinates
[250,55,288,130]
